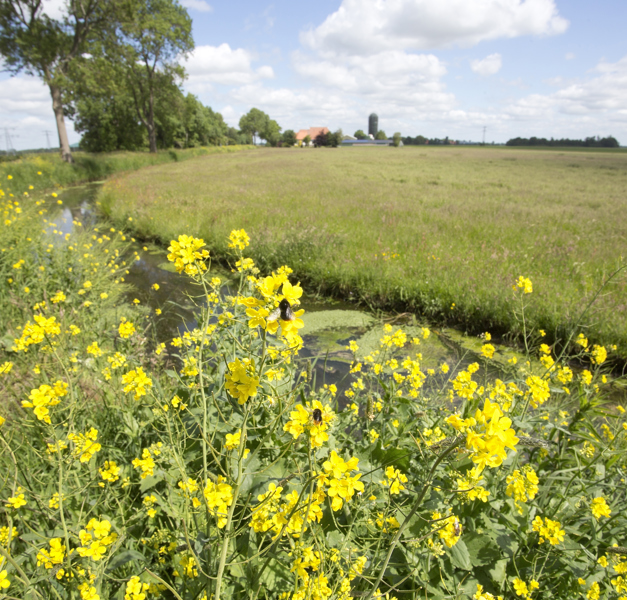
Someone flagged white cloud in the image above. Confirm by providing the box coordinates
[180,0,213,12]
[301,0,568,56]
[470,53,503,76]
[184,44,274,88]
[0,76,51,116]
[565,52,575,60]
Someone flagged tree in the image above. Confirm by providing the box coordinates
[101,0,194,153]
[282,130,297,147]
[375,130,387,140]
[262,118,281,146]
[313,131,328,147]
[392,132,402,147]
[0,0,111,162]
[239,108,270,145]
[354,129,367,140]
[303,134,311,147]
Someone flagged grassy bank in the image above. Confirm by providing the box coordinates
[0,145,253,193]
[99,146,627,359]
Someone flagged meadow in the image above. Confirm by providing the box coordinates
[99,145,627,361]
[1,163,626,599]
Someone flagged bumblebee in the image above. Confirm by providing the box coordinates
[312,408,323,425]
[267,298,296,323]
[453,518,462,536]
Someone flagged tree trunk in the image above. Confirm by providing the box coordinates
[49,83,74,163]
[147,87,157,153]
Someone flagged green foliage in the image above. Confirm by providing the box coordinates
[239,108,282,146]
[0,147,254,193]
[0,0,112,160]
[392,133,402,147]
[93,0,194,153]
[375,130,388,140]
[354,130,368,140]
[1,183,626,599]
[282,130,297,147]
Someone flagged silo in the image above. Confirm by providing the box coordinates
[368,113,378,137]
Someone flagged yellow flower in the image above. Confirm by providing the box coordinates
[0,569,10,590]
[228,228,250,250]
[167,235,210,276]
[118,320,136,338]
[514,276,533,294]
[481,343,495,359]
[591,496,611,520]
[122,367,153,400]
[6,487,27,509]
[587,582,600,600]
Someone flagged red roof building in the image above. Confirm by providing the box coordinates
[295,127,330,142]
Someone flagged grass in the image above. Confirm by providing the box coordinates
[99,146,627,360]
[0,145,253,193]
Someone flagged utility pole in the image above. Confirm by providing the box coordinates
[3,127,18,154]
[482,126,487,145]
[44,130,54,149]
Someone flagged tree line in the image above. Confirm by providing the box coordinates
[506,136,620,148]
[0,0,251,160]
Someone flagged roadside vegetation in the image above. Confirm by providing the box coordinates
[99,145,627,362]
[0,146,253,194]
[1,172,626,599]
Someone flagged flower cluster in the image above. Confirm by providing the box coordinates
[447,398,519,471]
[506,466,539,513]
[36,538,66,570]
[77,518,117,560]
[122,367,153,400]
[132,443,162,479]
[381,466,408,495]
[225,358,260,404]
[13,314,60,351]
[320,451,364,511]
[228,228,250,250]
[283,401,334,448]
[591,496,611,520]
[167,235,210,276]
[68,427,101,463]
[431,511,462,548]
[514,276,533,294]
[203,476,234,528]
[250,483,323,538]
[532,516,565,545]
[22,380,68,423]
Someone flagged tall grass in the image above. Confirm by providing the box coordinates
[98,146,627,361]
[0,145,254,193]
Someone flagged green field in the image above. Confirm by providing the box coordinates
[100,146,627,358]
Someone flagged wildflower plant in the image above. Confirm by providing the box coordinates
[1,179,626,600]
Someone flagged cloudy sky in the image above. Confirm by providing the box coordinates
[2,0,627,150]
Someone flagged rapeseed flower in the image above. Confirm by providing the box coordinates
[22,381,68,423]
[99,460,121,483]
[6,487,26,509]
[122,367,153,400]
[204,476,233,528]
[514,276,533,294]
[68,427,101,462]
[525,375,550,408]
[532,515,565,545]
[37,538,66,568]
[381,466,408,495]
[506,465,539,513]
[228,228,250,250]
[431,511,462,547]
[0,570,9,590]
[119,320,136,338]
[125,576,150,600]
[167,235,210,276]
[591,496,611,520]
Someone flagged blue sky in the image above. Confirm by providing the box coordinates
[2,0,627,150]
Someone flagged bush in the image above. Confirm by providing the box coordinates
[1,177,626,599]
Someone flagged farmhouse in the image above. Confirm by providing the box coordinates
[295,127,329,145]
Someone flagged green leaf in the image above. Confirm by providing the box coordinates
[465,533,501,567]
[107,549,146,572]
[488,559,508,584]
[449,540,472,570]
